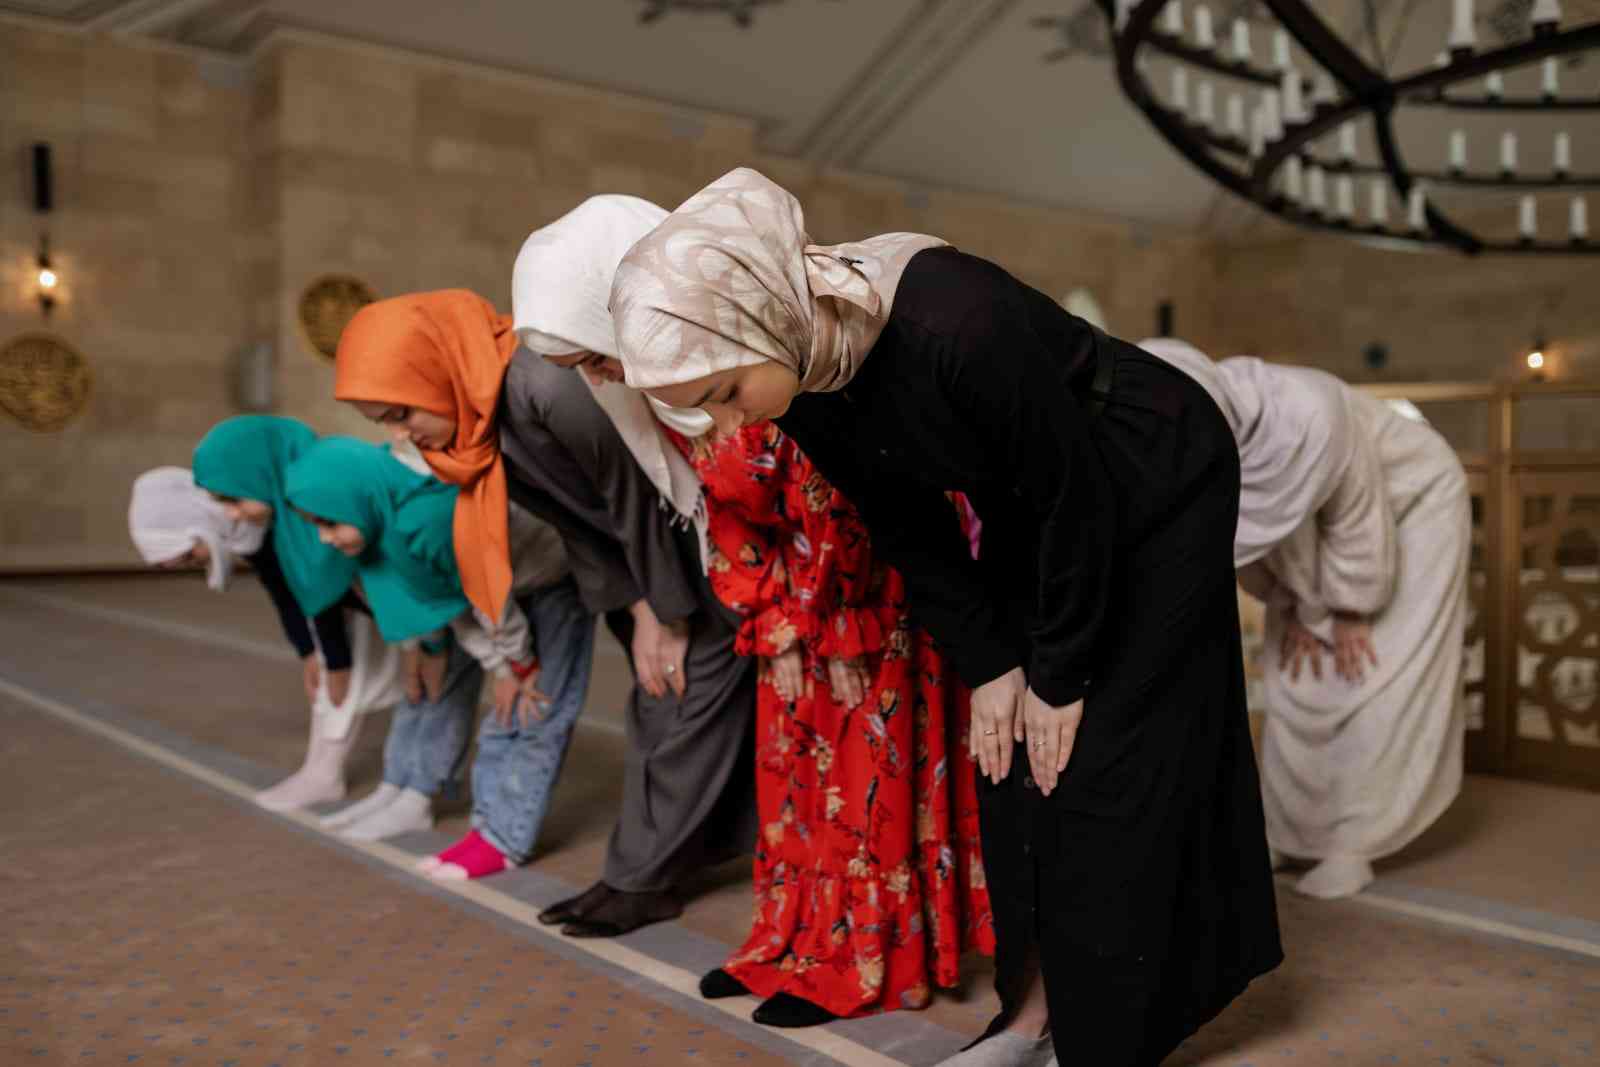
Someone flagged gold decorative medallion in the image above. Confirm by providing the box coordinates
[0,332,91,433]
[297,274,378,361]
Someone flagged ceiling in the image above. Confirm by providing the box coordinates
[5,0,1595,237]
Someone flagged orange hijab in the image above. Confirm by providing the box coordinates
[334,290,517,623]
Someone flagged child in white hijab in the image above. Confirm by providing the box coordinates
[128,465,404,811]
[129,466,266,589]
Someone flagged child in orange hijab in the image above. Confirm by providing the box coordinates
[335,290,756,937]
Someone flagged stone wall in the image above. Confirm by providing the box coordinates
[258,31,1218,435]
[0,24,251,568]
[1,23,1215,570]
[1205,226,1600,384]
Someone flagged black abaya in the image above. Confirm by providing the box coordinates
[777,247,1281,1065]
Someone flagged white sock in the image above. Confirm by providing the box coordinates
[341,787,432,841]
[932,1029,1055,1067]
[320,783,400,830]
[255,713,361,813]
[1295,854,1374,900]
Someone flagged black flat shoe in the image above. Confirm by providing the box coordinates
[699,968,750,1000]
[752,992,838,1029]
[560,888,682,938]
[537,881,613,926]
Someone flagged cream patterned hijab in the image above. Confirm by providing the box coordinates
[611,167,947,395]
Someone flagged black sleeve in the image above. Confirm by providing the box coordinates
[250,540,316,660]
[941,303,1116,707]
[313,607,353,671]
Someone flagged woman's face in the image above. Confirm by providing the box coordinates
[209,494,272,525]
[646,364,801,436]
[157,539,211,569]
[543,351,626,387]
[349,401,457,451]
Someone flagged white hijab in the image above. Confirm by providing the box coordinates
[510,194,712,565]
[128,466,266,590]
[1137,338,1355,567]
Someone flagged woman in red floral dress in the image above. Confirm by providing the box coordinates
[665,419,993,1028]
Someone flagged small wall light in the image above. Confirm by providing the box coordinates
[36,235,57,317]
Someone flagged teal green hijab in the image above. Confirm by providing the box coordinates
[192,416,356,617]
[284,437,469,642]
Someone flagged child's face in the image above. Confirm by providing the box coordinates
[210,493,272,524]
[157,539,211,569]
[308,516,366,557]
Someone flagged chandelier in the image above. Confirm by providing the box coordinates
[1100,0,1599,254]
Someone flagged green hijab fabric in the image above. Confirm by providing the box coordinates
[284,437,469,642]
[192,416,356,617]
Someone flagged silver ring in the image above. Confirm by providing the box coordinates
[983,729,998,736]
[664,665,677,675]
[1033,741,1045,750]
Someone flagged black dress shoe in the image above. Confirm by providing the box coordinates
[698,968,750,999]
[752,992,838,1029]
[536,881,613,926]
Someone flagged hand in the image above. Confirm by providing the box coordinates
[301,654,322,705]
[1022,689,1083,797]
[418,650,449,703]
[969,667,1026,785]
[827,656,869,709]
[1331,612,1378,684]
[630,599,691,700]
[401,647,423,703]
[324,668,351,708]
[1280,613,1328,683]
[492,669,552,728]
[766,645,805,702]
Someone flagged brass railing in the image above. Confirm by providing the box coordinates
[1358,381,1600,789]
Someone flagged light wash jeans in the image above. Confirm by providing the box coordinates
[472,577,596,863]
[381,641,480,799]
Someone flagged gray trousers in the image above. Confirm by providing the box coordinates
[601,584,757,893]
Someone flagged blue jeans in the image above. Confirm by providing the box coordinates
[472,577,596,863]
[382,641,480,798]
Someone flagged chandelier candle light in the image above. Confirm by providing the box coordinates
[1091,0,1598,254]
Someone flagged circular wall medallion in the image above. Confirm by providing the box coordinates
[297,274,378,361]
[0,332,92,433]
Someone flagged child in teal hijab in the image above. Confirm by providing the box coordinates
[189,415,383,813]
[287,436,516,842]
[285,437,469,642]
[193,416,357,618]
[288,437,596,869]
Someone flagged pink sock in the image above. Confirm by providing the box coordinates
[429,829,512,880]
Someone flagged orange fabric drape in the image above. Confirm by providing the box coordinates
[335,289,517,623]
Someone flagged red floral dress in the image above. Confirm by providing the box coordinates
[668,423,993,1018]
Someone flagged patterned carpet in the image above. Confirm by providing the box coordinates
[1,701,789,1066]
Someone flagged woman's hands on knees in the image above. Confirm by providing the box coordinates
[1022,689,1083,797]
[969,667,1026,784]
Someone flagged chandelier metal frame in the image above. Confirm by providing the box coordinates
[1100,0,1600,254]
